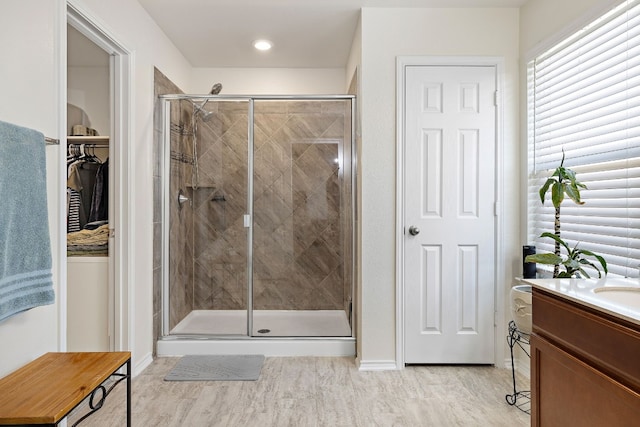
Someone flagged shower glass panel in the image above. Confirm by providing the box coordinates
[164,98,250,336]
[252,100,353,337]
[161,95,354,339]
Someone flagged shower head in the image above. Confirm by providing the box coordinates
[210,83,222,95]
[192,83,222,122]
[197,107,214,121]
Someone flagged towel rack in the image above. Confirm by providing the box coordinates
[45,137,59,145]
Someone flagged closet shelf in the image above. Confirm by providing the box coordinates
[68,135,110,143]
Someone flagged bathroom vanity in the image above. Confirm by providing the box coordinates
[522,278,640,426]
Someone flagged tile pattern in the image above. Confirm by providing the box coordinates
[67,357,531,426]
[153,69,195,346]
[192,102,249,310]
[154,92,355,340]
[167,99,196,330]
[192,100,353,312]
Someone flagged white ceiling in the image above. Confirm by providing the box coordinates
[137,0,527,68]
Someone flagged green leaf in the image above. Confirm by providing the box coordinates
[579,250,608,274]
[563,258,581,270]
[525,253,563,265]
[563,168,576,181]
[564,182,584,205]
[539,178,555,204]
[551,182,564,207]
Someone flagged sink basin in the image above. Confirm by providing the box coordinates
[593,287,640,310]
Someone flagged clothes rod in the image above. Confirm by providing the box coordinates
[45,137,59,145]
[67,143,109,148]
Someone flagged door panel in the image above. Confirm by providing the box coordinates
[404,65,496,364]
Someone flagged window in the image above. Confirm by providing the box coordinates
[528,0,640,278]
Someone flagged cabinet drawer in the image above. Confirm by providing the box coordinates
[532,289,640,393]
[531,334,640,427]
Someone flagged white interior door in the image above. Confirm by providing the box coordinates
[404,65,496,364]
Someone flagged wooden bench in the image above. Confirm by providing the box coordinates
[0,352,130,426]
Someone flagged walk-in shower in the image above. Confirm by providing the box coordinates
[157,93,356,356]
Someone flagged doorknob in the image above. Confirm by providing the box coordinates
[408,226,420,236]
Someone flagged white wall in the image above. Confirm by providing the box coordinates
[345,15,363,358]
[190,68,346,95]
[358,7,520,365]
[0,0,64,376]
[68,66,110,136]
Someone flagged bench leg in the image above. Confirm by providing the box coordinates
[126,359,131,427]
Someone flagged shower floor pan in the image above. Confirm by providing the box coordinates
[170,309,351,337]
[159,310,355,357]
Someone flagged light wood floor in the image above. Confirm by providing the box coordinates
[69,357,530,426]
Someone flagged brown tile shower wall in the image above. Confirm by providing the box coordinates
[153,68,195,344]
[192,101,249,310]
[167,101,195,330]
[193,100,352,311]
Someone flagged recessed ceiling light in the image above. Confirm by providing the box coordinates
[253,39,273,51]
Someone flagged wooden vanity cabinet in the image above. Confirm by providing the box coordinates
[531,288,640,426]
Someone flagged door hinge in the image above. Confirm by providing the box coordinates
[493,90,498,107]
[109,228,115,238]
[494,201,500,216]
[494,311,498,326]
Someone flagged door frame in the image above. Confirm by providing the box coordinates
[395,56,505,368]
[64,1,134,353]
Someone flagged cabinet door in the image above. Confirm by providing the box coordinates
[532,335,640,427]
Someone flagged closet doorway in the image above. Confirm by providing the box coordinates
[66,24,111,351]
[65,4,132,354]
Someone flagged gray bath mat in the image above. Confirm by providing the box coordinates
[164,355,264,381]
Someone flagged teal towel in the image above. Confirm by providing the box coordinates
[0,120,55,322]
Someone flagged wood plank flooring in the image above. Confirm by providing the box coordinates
[69,357,530,426]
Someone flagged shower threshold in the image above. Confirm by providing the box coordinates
[158,310,355,357]
[170,309,351,337]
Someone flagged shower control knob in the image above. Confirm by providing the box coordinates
[408,226,420,236]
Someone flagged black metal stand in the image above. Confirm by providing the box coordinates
[71,359,131,427]
[505,320,531,414]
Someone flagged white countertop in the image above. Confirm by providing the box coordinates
[520,277,640,327]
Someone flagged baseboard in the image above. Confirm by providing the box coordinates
[134,351,153,376]
[157,338,356,357]
[357,359,399,371]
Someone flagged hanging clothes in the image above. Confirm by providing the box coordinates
[89,158,108,223]
[67,188,82,232]
[66,144,104,232]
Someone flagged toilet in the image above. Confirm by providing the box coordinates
[510,284,532,334]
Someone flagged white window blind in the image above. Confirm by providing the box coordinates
[528,0,640,278]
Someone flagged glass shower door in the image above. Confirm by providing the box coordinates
[162,96,354,339]
[165,97,251,336]
[251,98,353,337]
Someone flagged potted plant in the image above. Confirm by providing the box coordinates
[525,152,608,278]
